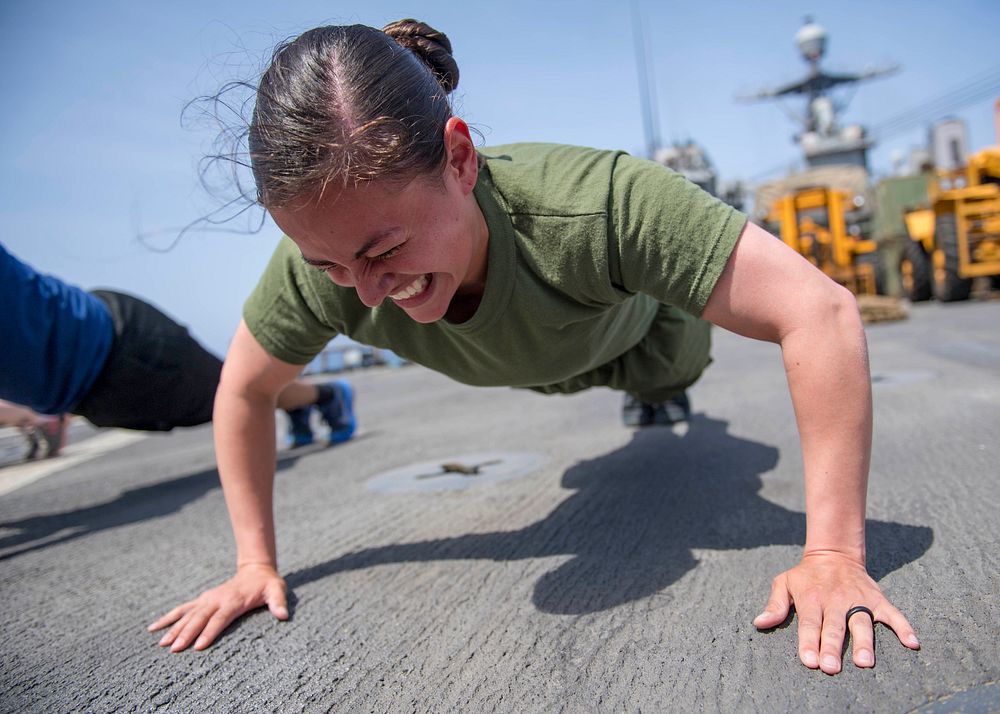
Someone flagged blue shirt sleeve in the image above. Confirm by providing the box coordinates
[0,243,114,414]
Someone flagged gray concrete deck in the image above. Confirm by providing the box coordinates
[1,300,998,713]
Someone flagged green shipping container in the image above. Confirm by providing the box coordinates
[873,174,932,243]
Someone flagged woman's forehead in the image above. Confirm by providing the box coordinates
[296,174,430,214]
[271,182,425,250]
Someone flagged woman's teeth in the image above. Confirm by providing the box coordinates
[390,275,429,301]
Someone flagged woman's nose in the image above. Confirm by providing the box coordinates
[354,271,395,308]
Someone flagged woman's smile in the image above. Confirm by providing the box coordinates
[389,274,431,302]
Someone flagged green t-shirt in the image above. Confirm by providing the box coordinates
[244,143,746,389]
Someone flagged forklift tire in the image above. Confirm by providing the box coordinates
[874,254,887,296]
[934,214,973,302]
[901,239,933,302]
[854,252,883,295]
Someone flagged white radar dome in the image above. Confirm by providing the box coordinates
[795,20,827,62]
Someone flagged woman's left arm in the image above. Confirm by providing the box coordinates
[701,220,920,675]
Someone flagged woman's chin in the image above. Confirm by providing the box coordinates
[399,297,448,324]
[404,306,445,324]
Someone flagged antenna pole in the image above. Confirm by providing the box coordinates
[631,0,661,158]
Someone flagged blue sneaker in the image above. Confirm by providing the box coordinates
[285,405,315,448]
[316,380,356,445]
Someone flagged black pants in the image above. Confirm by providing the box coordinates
[72,291,223,431]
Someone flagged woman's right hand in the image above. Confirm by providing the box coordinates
[147,564,289,652]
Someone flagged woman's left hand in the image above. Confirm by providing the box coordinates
[753,551,920,674]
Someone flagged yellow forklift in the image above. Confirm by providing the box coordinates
[902,99,1000,302]
[765,185,880,296]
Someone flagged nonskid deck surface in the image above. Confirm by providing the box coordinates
[0,301,997,713]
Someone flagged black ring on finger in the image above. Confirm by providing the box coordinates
[845,605,875,625]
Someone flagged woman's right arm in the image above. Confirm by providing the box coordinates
[148,319,305,652]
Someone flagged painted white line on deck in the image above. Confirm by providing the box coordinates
[0,430,148,497]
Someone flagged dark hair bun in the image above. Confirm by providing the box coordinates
[382,18,459,93]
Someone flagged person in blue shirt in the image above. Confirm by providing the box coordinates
[0,242,355,447]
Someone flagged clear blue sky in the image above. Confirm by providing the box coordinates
[2,0,998,356]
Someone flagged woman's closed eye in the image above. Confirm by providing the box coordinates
[299,254,340,274]
[372,245,402,262]
[311,261,341,275]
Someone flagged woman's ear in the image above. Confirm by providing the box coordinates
[443,116,478,194]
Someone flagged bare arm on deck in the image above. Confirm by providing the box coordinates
[701,220,919,674]
[148,320,299,652]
